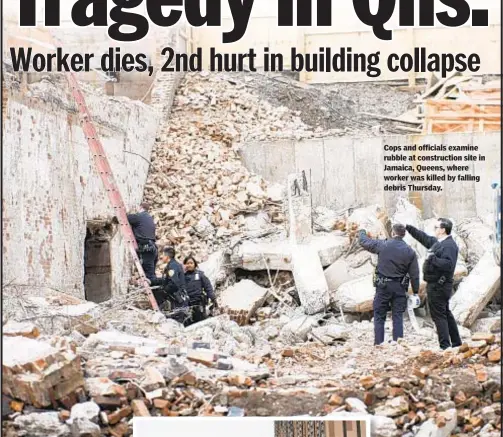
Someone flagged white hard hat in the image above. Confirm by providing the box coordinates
[408,295,421,309]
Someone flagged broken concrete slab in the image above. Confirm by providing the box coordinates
[2,336,85,408]
[471,317,501,333]
[287,172,313,244]
[68,402,99,423]
[333,275,375,313]
[280,315,320,344]
[373,396,409,417]
[3,321,40,338]
[199,250,229,289]
[451,251,501,327]
[456,218,493,267]
[84,378,126,398]
[347,205,389,239]
[14,412,71,437]
[310,324,350,343]
[82,330,162,351]
[415,408,457,437]
[70,418,101,437]
[230,233,348,271]
[370,415,399,437]
[141,367,166,391]
[219,280,269,325]
[291,244,330,315]
[391,197,423,252]
[325,252,375,292]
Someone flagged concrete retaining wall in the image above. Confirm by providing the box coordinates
[240,132,501,222]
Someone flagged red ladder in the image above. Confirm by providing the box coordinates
[52,38,159,311]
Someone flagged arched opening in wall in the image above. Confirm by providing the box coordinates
[84,220,114,303]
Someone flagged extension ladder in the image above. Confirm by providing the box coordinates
[51,36,160,311]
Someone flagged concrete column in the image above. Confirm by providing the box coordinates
[287,171,313,245]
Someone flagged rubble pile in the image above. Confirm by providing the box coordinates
[143,72,350,261]
[2,308,501,437]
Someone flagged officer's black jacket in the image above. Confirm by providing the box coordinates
[127,211,156,243]
[184,270,215,303]
[406,225,458,284]
[150,259,186,298]
[358,231,420,293]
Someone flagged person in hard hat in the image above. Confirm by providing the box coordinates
[127,202,157,281]
[149,247,189,325]
[406,219,462,350]
[183,255,218,325]
[358,224,420,345]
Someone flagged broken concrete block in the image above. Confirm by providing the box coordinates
[374,396,409,417]
[69,402,99,424]
[14,412,71,437]
[451,251,501,327]
[471,317,501,334]
[415,408,457,437]
[333,275,375,313]
[2,336,84,408]
[347,205,389,239]
[310,324,349,343]
[280,315,319,344]
[345,397,368,413]
[219,280,268,325]
[3,321,40,338]
[187,349,216,367]
[84,378,126,398]
[325,251,375,292]
[83,331,162,350]
[141,367,166,392]
[456,218,493,267]
[70,419,100,437]
[391,198,423,252]
[291,244,330,315]
[199,250,229,288]
[370,415,398,437]
[230,234,348,272]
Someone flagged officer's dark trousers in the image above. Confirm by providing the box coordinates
[139,247,157,281]
[427,282,462,349]
[190,304,207,325]
[373,281,407,345]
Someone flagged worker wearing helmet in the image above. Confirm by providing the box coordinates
[358,224,420,345]
[406,219,462,350]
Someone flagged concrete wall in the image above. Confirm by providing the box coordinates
[2,66,159,299]
[240,131,501,222]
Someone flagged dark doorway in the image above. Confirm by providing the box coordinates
[84,221,114,303]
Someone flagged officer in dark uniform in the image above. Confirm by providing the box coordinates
[127,202,157,281]
[183,255,218,325]
[358,224,420,345]
[149,247,189,325]
[406,218,462,350]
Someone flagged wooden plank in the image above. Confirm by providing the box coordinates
[359,112,422,125]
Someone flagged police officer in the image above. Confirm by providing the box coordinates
[127,202,157,281]
[406,219,462,350]
[183,255,218,325]
[358,224,420,345]
[149,247,189,324]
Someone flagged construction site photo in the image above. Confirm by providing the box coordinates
[1,2,502,437]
